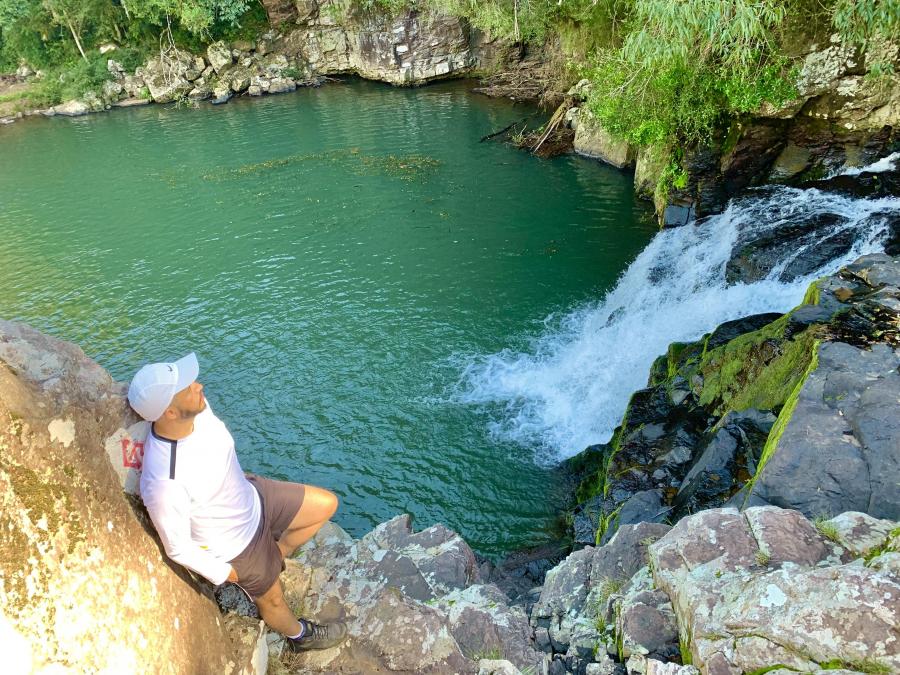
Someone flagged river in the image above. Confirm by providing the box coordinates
[0,79,657,556]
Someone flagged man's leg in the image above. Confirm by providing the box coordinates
[277,485,338,558]
[255,578,301,637]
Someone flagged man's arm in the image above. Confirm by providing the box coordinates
[142,480,235,586]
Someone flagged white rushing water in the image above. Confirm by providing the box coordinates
[458,184,900,462]
[839,151,900,176]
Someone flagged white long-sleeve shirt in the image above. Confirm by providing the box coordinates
[140,404,261,585]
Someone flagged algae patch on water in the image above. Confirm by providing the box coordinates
[199,148,442,183]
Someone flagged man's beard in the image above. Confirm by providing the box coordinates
[176,399,205,420]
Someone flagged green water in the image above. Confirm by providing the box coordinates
[0,79,655,556]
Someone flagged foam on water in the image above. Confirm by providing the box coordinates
[840,151,900,176]
[457,184,900,462]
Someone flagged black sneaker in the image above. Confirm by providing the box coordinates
[285,618,348,652]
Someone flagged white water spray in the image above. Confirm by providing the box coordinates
[457,185,900,462]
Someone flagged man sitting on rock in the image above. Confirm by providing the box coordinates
[127,352,347,652]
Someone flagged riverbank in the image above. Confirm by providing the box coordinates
[4,2,898,225]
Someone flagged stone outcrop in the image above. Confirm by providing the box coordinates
[0,321,241,673]
[218,516,546,674]
[568,249,900,549]
[571,108,634,169]
[649,506,899,673]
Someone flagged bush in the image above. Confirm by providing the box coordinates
[26,53,113,107]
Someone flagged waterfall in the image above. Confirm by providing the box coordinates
[457,181,900,463]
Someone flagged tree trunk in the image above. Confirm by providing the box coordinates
[64,14,88,62]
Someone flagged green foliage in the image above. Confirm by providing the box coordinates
[831,0,900,49]
[24,52,112,106]
[581,0,798,148]
[0,0,258,74]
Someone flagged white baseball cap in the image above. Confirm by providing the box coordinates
[127,352,200,421]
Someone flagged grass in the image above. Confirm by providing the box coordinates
[754,550,772,566]
[813,516,841,544]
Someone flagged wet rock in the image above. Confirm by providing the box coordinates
[705,313,783,350]
[751,341,900,521]
[662,202,695,228]
[726,211,853,284]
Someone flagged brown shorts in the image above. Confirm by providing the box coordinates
[229,475,306,600]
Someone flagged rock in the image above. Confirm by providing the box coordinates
[275,516,537,673]
[101,79,123,100]
[751,341,900,520]
[601,490,666,545]
[706,313,783,350]
[248,85,263,96]
[207,41,234,74]
[437,585,544,673]
[662,202,694,228]
[614,567,679,660]
[141,55,193,103]
[820,512,896,557]
[120,73,147,98]
[650,506,899,673]
[15,63,34,80]
[267,77,296,94]
[51,99,91,116]
[211,84,233,104]
[228,66,253,92]
[573,110,635,168]
[111,97,152,108]
[0,321,238,672]
[106,59,125,77]
[478,660,522,675]
[188,86,212,101]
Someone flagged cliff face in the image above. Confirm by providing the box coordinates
[566,35,899,225]
[0,321,240,674]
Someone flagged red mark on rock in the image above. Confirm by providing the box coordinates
[121,438,145,469]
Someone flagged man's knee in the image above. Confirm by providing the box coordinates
[323,489,339,519]
[256,580,287,609]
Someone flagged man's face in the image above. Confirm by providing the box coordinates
[167,380,206,420]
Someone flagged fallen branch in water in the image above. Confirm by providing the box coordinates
[480,116,535,142]
[531,98,573,156]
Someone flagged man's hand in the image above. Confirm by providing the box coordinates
[227,566,239,583]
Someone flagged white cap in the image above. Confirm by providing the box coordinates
[127,353,200,422]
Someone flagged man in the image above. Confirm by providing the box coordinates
[128,352,347,652]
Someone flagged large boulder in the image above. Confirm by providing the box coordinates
[573,110,635,169]
[259,517,544,673]
[751,339,900,521]
[649,507,899,673]
[0,321,239,673]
